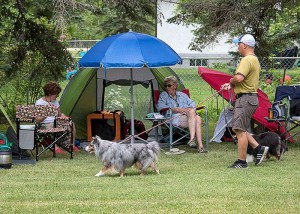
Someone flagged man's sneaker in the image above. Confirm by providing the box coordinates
[228,160,248,169]
[255,146,269,166]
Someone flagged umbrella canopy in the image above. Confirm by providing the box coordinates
[79,31,182,68]
[198,67,288,138]
[78,31,182,143]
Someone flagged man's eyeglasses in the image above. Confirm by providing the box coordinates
[164,84,173,88]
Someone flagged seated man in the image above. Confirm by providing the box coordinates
[157,76,207,153]
[35,81,79,153]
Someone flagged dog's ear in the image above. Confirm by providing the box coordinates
[91,136,98,145]
[91,135,101,145]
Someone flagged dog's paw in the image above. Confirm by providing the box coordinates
[95,171,105,177]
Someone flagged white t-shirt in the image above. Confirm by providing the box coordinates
[35,98,59,124]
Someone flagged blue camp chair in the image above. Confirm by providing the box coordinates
[272,85,300,143]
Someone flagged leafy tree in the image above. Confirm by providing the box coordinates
[0,0,157,79]
[0,0,75,107]
[100,0,157,36]
[168,0,300,58]
[63,0,157,39]
[0,0,73,79]
[66,10,106,40]
[0,0,157,108]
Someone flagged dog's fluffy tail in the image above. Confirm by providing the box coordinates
[147,141,160,160]
[147,141,160,157]
[138,141,160,172]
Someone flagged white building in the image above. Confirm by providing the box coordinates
[157,0,235,67]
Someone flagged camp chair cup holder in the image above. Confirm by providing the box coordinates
[272,101,287,119]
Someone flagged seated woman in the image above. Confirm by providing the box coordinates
[35,81,79,153]
[157,76,207,153]
[66,66,78,80]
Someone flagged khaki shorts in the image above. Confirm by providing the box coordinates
[172,114,188,127]
[231,95,258,132]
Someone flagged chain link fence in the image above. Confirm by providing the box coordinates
[1,54,300,126]
[129,56,300,123]
[175,56,300,91]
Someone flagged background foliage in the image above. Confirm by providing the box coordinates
[1,0,300,121]
[168,0,300,58]
[0,0,156,110]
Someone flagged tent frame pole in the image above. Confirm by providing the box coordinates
[130,69,135,144]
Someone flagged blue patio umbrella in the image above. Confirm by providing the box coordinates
[79,31,182,143]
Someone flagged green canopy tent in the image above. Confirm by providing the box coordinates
[60,67,184,139]
[0,103,15,133]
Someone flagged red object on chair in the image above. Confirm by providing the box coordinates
[154,90,160,104]
[181,89,190,97]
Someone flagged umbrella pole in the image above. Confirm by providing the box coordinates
[130,69,135,144]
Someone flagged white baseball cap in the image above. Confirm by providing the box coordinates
[232,34,256,47]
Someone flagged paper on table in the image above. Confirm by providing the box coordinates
[154,113,164,119]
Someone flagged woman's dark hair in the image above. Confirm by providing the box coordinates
[43,81,62,96]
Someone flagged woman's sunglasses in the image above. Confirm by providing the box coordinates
[164,84,173,88]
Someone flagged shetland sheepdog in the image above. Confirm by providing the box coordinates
[85,136,160,177]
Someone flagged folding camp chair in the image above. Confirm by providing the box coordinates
[153,89,209,150]
[16,105,74,161]
[272,85,300,143]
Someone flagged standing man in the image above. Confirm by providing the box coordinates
[221,34,269,168]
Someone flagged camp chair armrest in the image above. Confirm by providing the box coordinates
[196,105,207,111]
[55,116,72,122]
[16,118,35,123]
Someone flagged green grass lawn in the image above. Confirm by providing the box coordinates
[1,139,300,213]
[1,67,300,213]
